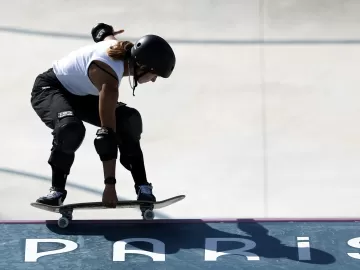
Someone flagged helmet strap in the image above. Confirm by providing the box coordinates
[127,61,152,97]
[127,60,138,96]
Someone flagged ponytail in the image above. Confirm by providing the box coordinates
[106,41,134,61]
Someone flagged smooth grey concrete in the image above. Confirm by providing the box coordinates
[0,0,359,220]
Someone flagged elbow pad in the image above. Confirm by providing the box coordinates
[91,23,114,43]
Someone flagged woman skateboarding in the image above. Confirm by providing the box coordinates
[30,23,176,208]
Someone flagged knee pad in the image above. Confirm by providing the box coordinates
[116,107,143,143]
[52,115,86,154]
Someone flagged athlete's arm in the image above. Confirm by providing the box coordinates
[103,35,117,41]
[88,61,118,130]
[88,61,119,182]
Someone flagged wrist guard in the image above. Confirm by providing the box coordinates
[104,177,116,185]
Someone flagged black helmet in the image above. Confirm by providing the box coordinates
[130,35,176,78]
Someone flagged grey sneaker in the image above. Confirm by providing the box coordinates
[136,183,156,202]
[36,187,67,206]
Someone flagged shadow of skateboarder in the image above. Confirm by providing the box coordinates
[46,218,336,266]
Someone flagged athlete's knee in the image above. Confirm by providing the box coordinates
[116,107,143,143]
[116,107,144,170]
[52,114,86,154]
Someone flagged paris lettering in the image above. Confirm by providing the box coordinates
[22,236,360,262]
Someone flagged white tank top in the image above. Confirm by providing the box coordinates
[52,40,124,96]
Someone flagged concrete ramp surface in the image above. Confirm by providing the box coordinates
[0,0,360,269]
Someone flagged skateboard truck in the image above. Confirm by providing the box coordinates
[140,203,155,220]
[58,207,73,228]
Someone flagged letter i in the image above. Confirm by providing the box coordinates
[297,237,311,261]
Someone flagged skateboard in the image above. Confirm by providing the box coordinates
[31,195,185,228]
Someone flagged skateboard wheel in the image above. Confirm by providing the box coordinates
[143,209,154,220]
[58,217,69,228]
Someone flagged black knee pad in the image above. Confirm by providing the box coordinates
[52,114,86,154]
[116,107,143,143]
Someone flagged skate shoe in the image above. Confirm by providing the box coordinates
[136,183,156,202]
[36,187,67,206]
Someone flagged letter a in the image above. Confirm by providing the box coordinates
[113,238,165,261]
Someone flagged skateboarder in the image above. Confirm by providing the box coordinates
[30,23,176,208]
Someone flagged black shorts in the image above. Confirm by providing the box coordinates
[30,68,128,130]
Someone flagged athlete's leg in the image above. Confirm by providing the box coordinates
[31,69,86,205]
[115,105,156,202]
[70,94,155,202]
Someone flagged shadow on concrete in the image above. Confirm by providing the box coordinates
[45,219,336,265]
[0,167,171,219]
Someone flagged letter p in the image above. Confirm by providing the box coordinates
[25,239,78,262]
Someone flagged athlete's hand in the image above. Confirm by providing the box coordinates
[102,185,118,208]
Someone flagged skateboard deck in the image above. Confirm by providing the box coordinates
[30,195,185,228]
[31,195,185,213]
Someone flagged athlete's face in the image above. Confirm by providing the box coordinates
[137,72,158,84]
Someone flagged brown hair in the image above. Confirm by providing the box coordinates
[106,41,134,61]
